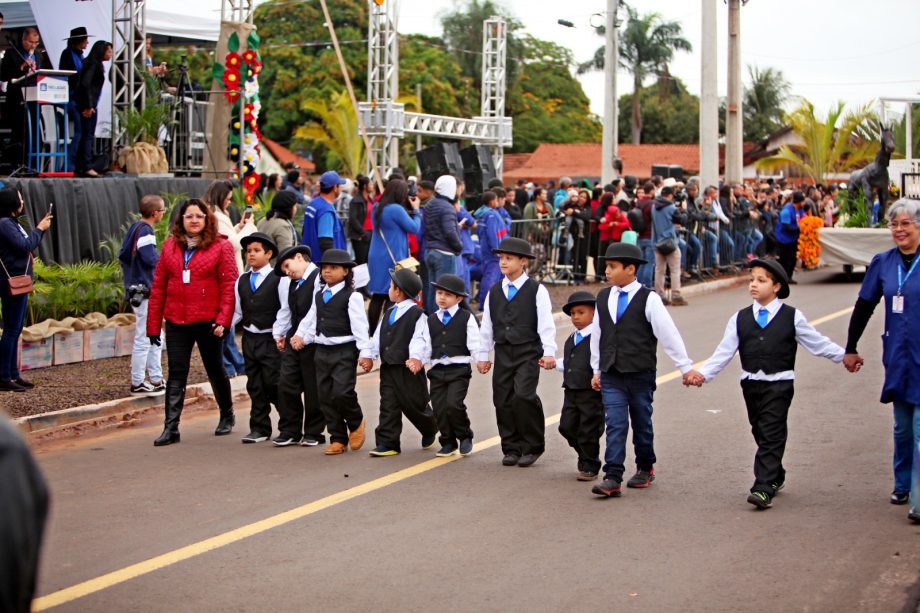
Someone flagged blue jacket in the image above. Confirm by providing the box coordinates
[421,195,462,254]
[477,207,508,263]
[118,221,159,290]
[651,197,679,243]
[457,208,476,256]
[0,217,44,286]
[302,195,346,258]
[774,203,801,245]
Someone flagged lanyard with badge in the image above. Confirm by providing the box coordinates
[893,255,918,314]
[182,248,195,284]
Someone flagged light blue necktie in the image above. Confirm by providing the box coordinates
[507,284,518,300]
[295,278,304,290]
[616,290,629,321]
[757,307,769,328]
[323,289,332,303]
[442,311,452,325]
[249,271,259,292]
[388,307,397,324]
[575,331,584,345]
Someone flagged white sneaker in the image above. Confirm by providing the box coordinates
[130,381,156,395]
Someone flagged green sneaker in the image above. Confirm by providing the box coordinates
[747,491,773,509]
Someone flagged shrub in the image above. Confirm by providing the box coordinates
[29,260,126,325]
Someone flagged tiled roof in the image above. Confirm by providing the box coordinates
[502,153,532,173]
[261,137,316,173]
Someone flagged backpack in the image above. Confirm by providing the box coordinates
[626,207,645,233]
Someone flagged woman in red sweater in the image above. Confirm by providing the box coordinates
[596,192,631,262]
[147,198,239,446]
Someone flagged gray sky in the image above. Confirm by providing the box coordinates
[396,0,920,122]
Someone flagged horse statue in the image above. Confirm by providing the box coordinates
[848,125,896,221]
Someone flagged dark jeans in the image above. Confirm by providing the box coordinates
[375,364,438,451]
[0,291,28,381]
[424,249,457,314]
[777,240,797,280]
[600,370,657,481]
[637,239,655,288]
[222,326,246,376]
[66,101,81,172]
[741,379,794,495]
[164,321,232,411]
[241,332,280,437]
[76,110,97,174]
[559,388,605,474]
[702,229,718,268]
[352,238,370,266]
[428,364,473,447]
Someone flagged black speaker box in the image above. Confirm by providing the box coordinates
[459,144,496,195]
[416,142,464,183]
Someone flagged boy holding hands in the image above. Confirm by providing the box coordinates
[687,259,844,509]
[589,243,700,498]
[478,237,557,468]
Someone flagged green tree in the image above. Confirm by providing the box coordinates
[399,34,475,119]
[579,6,691,144]
[743,65,790,141]
[616,78,699,144]
[295,90,364,177]
[756,99,879,182]
[440,0,523,92]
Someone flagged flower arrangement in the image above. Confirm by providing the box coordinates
[797,214,825,269]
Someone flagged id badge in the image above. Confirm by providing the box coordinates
[892,295,904,314]
[182,269,191,284]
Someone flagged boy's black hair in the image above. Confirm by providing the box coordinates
[321,265,354,288]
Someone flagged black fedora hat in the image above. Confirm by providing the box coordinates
[240,232,277,255]
[749,258,790,299]
[388,267,423,299]
[562,290,596,315]
[273,244,312,276]
[600,242,647,266]
[64,27,93,41]
[430,273,468,298]
[492,237,533,259]
[317,248,356,268]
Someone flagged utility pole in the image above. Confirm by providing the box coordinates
[699,0,719,188]
[601,0,619,184]
[725,0,743,183]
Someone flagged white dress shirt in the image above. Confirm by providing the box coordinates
[294,281,372,357]
[273,262,320,340]
[424,303,481,366]
[698,299,845,382]
[477,273,557,361]
[589,280,694,374]
[555,329,591,373]
[232,263,289,334]
[369,299,429,361]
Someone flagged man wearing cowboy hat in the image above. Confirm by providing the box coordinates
[59,27,93,171]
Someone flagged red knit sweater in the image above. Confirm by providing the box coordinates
[147,236,238,335]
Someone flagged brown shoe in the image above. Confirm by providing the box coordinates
[348,419,366,451]
[324,442,347,455]
[669,297,688,306]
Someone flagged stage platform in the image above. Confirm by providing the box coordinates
[4,176,215,265]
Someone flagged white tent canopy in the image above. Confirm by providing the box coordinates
[0,0,221,42]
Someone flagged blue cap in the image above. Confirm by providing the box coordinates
[319,170,347,189]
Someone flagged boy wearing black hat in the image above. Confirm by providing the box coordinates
[589,243,700,498]
[477,237,557,468]
[292,249,370,455]
[359,268,439,456]
[690,259,844,509]
[232,233,285,443]
[557,291,604,480]
[425,273,480,457]
[271,244,325,447]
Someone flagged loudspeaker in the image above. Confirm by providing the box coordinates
[459,144,496,195]
[416,142,464,183]
[667,165,684,180]
[650,164,670,178]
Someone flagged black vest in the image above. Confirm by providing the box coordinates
[429,308,474,359]
[286,268,320,339]
[562,331,593,389]
[380,305,424,364]
[488,278,540,346]
[316,286,353,338]
[597,286,657,374]
[237,271,282,331]
[736,304,798,374]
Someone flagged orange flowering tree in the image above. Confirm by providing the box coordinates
[797,215,825,269]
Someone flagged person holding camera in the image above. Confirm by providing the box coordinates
[651,185,688,306]
[118,195,166,395]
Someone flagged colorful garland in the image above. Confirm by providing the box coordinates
[212,31,263,202]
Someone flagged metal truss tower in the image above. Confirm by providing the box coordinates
[221,0,255,23]
[111,0,146,148]
[360,0,512,179]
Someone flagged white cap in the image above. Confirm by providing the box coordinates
[662,177,678,188]
[435,175,457,199]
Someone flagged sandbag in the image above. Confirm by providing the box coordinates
[117,142,168,174]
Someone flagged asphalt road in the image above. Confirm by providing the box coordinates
[29,269,920,612]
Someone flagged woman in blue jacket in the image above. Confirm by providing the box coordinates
[0,188,52,392]
[366,178,420,332]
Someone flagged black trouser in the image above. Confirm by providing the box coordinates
[164,321,233,423]
[428,364,473,447]
[375,364,438,451]
[367,294,391,336]
[241,331,280,436]
[352,238,370,265]
[776,240,797,280]
[314,342,363,445]
[492,342,545,456]
[277,342,326,442]
[558,387,604,474]
[741,379,794,495]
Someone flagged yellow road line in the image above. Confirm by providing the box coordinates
[33,305,854,610]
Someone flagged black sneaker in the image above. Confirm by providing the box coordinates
[501,453,521,466]
[300,436,322,447]
[747,491,773,509]
[242,432,269,444]
[459,438,473,456]
[891,491,910,505]
[148,380,166,394]
[771,481,785,495]
[592,478,623,497]
[369,446,400,457]
[130,381,156,395]
[421,434,437,450]
[272,434,299,447]
[518,452,543,468]
[577,471,599,482]
[909,509,920,523]
[626,468,655,488]
[435,445,457,457]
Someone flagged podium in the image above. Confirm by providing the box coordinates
[12,69,76,174]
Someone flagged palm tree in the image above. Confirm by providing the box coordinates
[578,7,691,144]
[295,90,364,177]
[755,99,879,183]
[743,65,790,141]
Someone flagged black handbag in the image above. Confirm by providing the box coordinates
[655,236,677,255]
